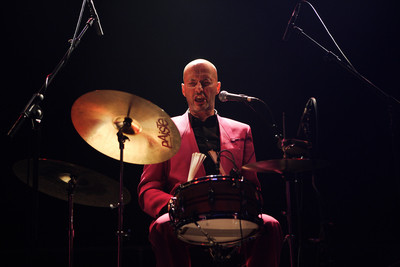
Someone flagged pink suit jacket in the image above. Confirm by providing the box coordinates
[137,111,260,219]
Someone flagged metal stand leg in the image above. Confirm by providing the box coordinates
[116,117,131,267]
[284,176,295,267]
[67,177,77,267]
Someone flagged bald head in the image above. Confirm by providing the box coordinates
[181,59,221,121]
[183,59,218,82]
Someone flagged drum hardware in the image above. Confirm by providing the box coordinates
[67,175,77,267]
[241,106,325,267]
[193,221,216,245]
[243,157,328,267]
[13,158,130,267]
[71,90,180,267]
[230,170,242,188]
[208,242,241,263]
[208,188,215,205]
[6,1,104,265]
[115,117,130,267]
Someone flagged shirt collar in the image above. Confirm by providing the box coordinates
[188,112,218,128]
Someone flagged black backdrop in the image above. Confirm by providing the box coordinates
[1,1,399,266]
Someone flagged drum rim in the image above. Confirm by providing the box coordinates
[176,174,262,193]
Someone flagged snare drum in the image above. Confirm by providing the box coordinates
[169,175,263,246]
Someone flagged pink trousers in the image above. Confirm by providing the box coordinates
[148,213,283,267]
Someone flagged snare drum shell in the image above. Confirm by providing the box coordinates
[171,176,263,228]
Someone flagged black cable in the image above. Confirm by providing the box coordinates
[218,149,238,171]
[244,98,283,140]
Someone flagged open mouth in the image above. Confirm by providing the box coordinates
[195,96,206,103]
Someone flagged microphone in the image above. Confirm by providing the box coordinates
[86,0,104,36]
[218,90,259,102]
[296,97,316,137]
[282,2,302,41]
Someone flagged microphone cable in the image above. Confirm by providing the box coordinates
[301,1,356,71]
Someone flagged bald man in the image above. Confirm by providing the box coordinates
[137,59,283,266]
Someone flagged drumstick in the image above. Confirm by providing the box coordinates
[187,152,206,182]
[207,150,227,176]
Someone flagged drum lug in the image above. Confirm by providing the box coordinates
[208,188,215,205]
[169,197,177,221]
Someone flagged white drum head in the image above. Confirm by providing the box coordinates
[177,218,259,245]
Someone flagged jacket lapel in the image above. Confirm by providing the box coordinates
[175,112,206,178]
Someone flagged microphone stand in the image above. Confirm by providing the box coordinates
[7,0,103,138]
[290,15,400,204]
[6,1,103,266]
[286,3,400,265]
[292,25,399,106]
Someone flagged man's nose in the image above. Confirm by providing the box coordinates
[195,82,203,93]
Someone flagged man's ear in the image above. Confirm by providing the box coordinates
[216,82,221,94]
[181,83,186,97]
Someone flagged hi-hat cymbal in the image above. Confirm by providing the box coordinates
[71,90,181,165]
[13,158,131,207]
[242,158,328,174]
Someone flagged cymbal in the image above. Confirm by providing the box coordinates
[279,138,311,158]
[13,158,131,207]
[71,90,181,164]
[242,158,328,174]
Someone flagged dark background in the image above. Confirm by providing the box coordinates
[1,0,399,266]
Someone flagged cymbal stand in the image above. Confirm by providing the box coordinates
[5,1,102,266]
[116,117,131,267]
[281,112,295,267]
[67,176,77,267]
[282,173,295,267]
